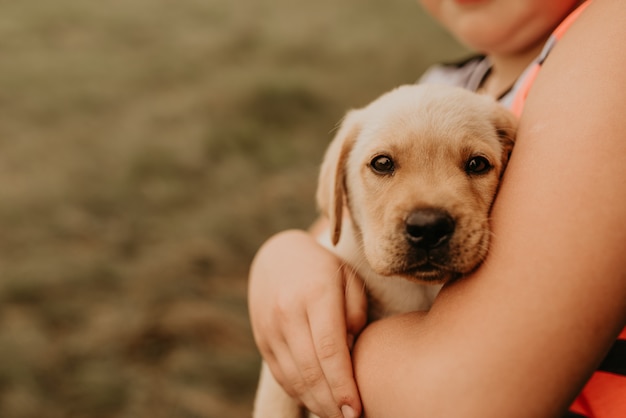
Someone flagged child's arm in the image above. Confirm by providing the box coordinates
[352,1,626,416]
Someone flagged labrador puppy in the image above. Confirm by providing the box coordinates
[253,84,517,418]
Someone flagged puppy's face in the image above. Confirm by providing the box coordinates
[317,84,516,283]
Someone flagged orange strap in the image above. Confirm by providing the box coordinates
[510,62,540,117]
[510,1,592,117]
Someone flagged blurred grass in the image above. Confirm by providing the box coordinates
[0,0,466,417]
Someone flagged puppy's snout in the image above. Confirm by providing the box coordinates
[405,209,455,250]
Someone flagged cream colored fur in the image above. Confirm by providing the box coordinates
[253,84,517,418]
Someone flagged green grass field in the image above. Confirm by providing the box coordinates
[0,1,466,416]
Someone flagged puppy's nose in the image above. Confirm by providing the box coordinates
[405,209,455,249]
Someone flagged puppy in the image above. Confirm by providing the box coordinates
[253,84,517,418]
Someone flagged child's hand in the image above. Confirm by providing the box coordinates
[248,229,367,418]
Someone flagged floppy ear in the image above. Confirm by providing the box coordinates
[316,110,361,246]
[491,104,518,171]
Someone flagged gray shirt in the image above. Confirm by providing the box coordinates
[417,37,557,110]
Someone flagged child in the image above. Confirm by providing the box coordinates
[248,1,626,417]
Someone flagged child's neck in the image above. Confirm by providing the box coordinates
[480,42,547,99]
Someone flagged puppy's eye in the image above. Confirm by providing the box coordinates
[465,156,492,175]
[370,155,394,174]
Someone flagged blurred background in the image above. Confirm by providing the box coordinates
[0,0,467,417]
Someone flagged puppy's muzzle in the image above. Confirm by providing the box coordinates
[405,208,455,257]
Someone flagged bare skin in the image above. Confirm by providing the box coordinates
[249,229,367,418]
[247,1,626,417]
[352,1,626,416]
[418,0,583,96]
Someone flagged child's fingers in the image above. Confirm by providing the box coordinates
[285,322,346,418]
[260,310,339,416]
[306,285,363,418]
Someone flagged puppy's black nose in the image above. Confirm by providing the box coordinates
[405,209,455,249]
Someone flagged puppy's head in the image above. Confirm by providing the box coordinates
[317,84,516,283]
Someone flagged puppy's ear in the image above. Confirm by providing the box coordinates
[491,104,518,171]
[316,110,361,245]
